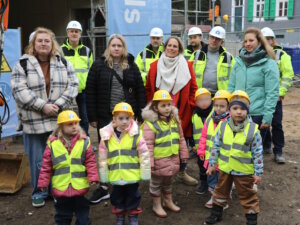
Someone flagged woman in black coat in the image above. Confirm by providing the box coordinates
[86,34,146,135]
[86,34,146,204]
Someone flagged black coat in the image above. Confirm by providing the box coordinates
[86,54,146,129]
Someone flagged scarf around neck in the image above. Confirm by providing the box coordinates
[239,44,267,67]
[195,102,213,119]
[228,116,249,133]
[211,111,230,123]
[156,52,191,95]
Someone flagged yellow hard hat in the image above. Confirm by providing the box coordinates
[213,90,231,101]
[112,102,134,116]
[153,90,172,101]
[195,88,211,99]
[229,90,250,103]
[57,110,81,124]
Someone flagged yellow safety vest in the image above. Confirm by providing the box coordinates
[104,132,141,183]
[145,119,180,158]
[61,40,93,93]
[50,137,90,191]
[189,47,235,89]
[204,117,216,161]
[218,121,258,174]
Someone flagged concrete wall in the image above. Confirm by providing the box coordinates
[9,0,104,49]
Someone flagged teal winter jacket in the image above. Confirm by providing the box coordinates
[228,55,279,125]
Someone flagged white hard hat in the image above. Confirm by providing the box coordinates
[261,27,275,38]
[66,21,82,31]
[188,27,202,36]
[29,31,36,43]
[209,26,226,39]
[150,27,163,37]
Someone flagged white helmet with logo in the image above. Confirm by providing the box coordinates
[209,26,226,39]
[149,27,163,37]
[188,27,202,36]
[261,27,275,38]
[66,21,82,31]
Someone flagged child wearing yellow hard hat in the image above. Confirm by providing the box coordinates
[197,90,231,209]
[205,90,263,225]
[98,102,151,225]
[141,90,189,218]
[38,110,99,224]
[192,88,213,195]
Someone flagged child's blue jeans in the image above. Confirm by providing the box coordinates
[207,171,219,191]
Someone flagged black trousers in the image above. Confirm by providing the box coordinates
[54,196,91,225]
[111,183,141,211]
[197,157,207,181]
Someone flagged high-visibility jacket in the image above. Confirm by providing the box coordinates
[61,39,93,93]
[50,137,90,192]
[273,46,294,97]
[189,45,235,89]
[145,119,180,158]
[218,121,258,174]
[135,43,164,85]
[184,42,207,61]
[104,132,142,183]
[192,109,213,149]
[204,117,216,161]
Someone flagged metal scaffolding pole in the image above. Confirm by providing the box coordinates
[184,0,188,47]
[212,0,216,27]
[90,0,96,57]
[195,0,198,25]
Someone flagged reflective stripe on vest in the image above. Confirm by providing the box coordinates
[192,113,204,149]
[218,121,257,174]
[104,131,141,182]
[146,120,180,158]
[142,48,147,70]
[193,50,202,85]
[275,49,281,63]
[50,137,89,191]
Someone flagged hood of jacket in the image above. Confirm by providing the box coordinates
[142,103,181,124]
[100,119,139,141]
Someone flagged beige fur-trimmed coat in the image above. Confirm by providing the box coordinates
[141,104,189,177]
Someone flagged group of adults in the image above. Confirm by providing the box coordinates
[10,20,294,207]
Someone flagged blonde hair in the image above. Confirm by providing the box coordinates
[103,34,129,70]
[25,27,63,58]
[244,27,275,60]
[164,36,184,55]
[50,123,85,138]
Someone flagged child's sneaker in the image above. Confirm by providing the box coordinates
[204,197,212,209]
[32,197,45,208]
[196,181,208,195]
[128,215,138,225]
[115,216,125,225]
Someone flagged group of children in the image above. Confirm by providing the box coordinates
[37,88,263,225]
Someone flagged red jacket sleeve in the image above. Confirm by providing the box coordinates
[187,61,198,107]
[85,143,99,183]
[38,145,53,188]
[145,60,158,103]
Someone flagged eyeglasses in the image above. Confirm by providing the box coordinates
[118,116,130,121]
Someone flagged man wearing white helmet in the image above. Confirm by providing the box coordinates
[190,26,234,92]
[261,27,294,164]
[135,27,164,85]
[184,27,206,60]
[61,20,93,136]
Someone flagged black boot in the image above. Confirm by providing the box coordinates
[246,214,257,225]
[205,204,223,224]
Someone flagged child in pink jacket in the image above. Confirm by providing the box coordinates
[38,110,99,225]
[98,102,151,225]
[197,90,230,209]
[141,90,189,218]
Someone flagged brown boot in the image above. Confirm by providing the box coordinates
[163,193,180,212]
[177,171,198,186]
[152,196,167,218]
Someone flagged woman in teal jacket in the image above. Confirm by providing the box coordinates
[228,27,279,144]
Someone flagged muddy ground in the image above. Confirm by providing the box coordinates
[0,87,300,225]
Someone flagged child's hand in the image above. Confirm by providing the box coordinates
[206,166,215,176]
[253,176,262,185]
[192,146,197,153]
[199,155,205,161]
[40,187,47,192]
[260,123,270,129]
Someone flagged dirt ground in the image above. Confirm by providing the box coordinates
[1,87,300,225]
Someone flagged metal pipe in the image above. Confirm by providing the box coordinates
[212,0,216,27]
[90,0,96,57]
[184,0,188,48]
[195,0,198,25]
